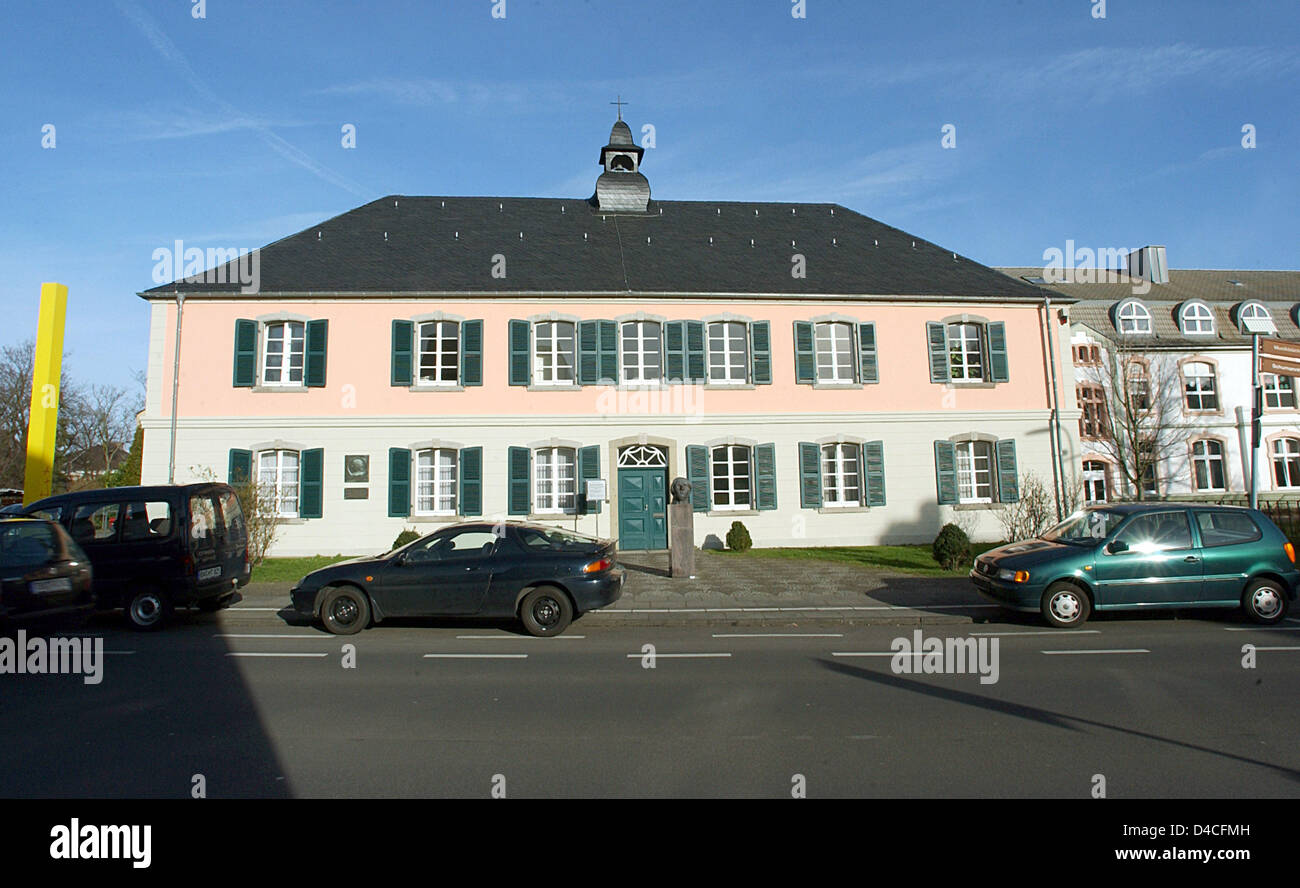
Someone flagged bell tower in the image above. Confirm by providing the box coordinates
[594,101,650,212]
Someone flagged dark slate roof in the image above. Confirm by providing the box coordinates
[998,267,1300,346]
[140,196,1059,301]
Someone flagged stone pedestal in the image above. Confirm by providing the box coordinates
[668,501,695,578]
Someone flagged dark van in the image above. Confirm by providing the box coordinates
[22,483,251,630]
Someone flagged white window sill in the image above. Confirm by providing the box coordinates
[709,508,758,517]
[952,502,1006,511]
[409,384,464,393]
[704,383,754,391]
[253,385,308,393]
[817,505,871,514]
[812,381,862,390]
[527,384,582,392]
[406,514,462,524]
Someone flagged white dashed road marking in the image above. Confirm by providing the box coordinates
[713,633,843,638]
[423,653,528,659]
[1041,649,1150,655]
[225,652,330,658]
[969,629,1101,637]
[624,652,731,659]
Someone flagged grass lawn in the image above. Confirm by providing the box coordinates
[250,555,361,584]
[706,542,1004,576]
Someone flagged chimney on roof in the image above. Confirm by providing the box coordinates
[1126,245,1169,285]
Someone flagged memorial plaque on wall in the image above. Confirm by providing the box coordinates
[344,455,369,484]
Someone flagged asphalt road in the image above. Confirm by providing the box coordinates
[2,600,1298,798]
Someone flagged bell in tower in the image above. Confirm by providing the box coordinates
[594,103,650,212]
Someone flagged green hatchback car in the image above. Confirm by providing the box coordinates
[972,504,1298,628]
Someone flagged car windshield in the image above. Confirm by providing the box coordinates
[1042,509,1126,543]
[517,526,599,550]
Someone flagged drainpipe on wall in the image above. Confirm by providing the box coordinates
[1235,406,1251,496]
[1043,296,1065,520]
[167,291,184,485]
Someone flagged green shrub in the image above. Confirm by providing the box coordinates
[725,521,753,552]
[392,528,420,551]
[932,522,971,570]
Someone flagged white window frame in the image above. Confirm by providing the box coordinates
[1082,460,1109,505]
[533,321,576,386]
[946,323,984,382]
[711,444,752,510]
[1191,440,1227,492]
[261,321,305,386]
[534,447,577,514]
[1263,373,1296,409]
[258,449,300,517]
[1181,303,1214,335]
[954,440,994,504]
[417,320,460,386]
[707,321,749,385]
[1272,438,1300,489]
[1116,300,1152,335]
[1238,302,1272,333]
[821,443,861,507]
[414,448,458,516]
[814,322,856,384]
[1183,361,1219,411]
[620,320,663,385]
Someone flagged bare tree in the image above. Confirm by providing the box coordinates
[63,383,142,486]
[1076,340,1192,501]
[0,340,81,492]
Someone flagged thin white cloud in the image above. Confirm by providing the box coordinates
[112,0,370,196]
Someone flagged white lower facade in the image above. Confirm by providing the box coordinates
[141,409,1074,557]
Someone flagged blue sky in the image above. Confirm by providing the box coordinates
[1,0,1297,390]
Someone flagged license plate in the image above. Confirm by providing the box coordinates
[30,578,73,595]
[197,566,222,581]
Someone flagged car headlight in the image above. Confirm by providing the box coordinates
[997,568,1030,583]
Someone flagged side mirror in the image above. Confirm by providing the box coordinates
[1106,539,1128,555]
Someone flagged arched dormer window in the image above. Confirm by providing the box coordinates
[1179,301,1214,335]
[1115,299,1152,335]
[1236,301,1272,333]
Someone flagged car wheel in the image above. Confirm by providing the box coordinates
[519,586,573,637]
[125,588,172,631]
[320,586,370,635]
[1243,578,1289,625]
[1041,581,1091,628]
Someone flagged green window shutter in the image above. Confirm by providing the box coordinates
[685,321,706,382]
[686,445,710,513]
[388,448,411,518]
[664,321,686,382]
[858,322,879,384]
[233,319,257,387]
[458,447,482,516]
[305,320,328,388]
[750,322,772,385]
[934,441,958,505]
[996,439,1019,503]
[391,320,413,386]
[987,322,1009,383]
[793,321,815,384]
[299,448,323,518]
[577,445,601,514]
[927,322,950,383]
[862,440,886,507]
[508,446,531,515]
[228,449,253,485]
[755,443,777,510]
[598,320,618,383]
[460,320,483,386]
[799,442,822,508]
[508,320,531,386]
[577,320,600,385]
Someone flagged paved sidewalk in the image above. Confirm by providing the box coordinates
[237,550,1003,627]
[593,551,998,626]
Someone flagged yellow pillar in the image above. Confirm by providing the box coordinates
[23,283,68,505]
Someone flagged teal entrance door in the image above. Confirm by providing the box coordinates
[618,468,667,550]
